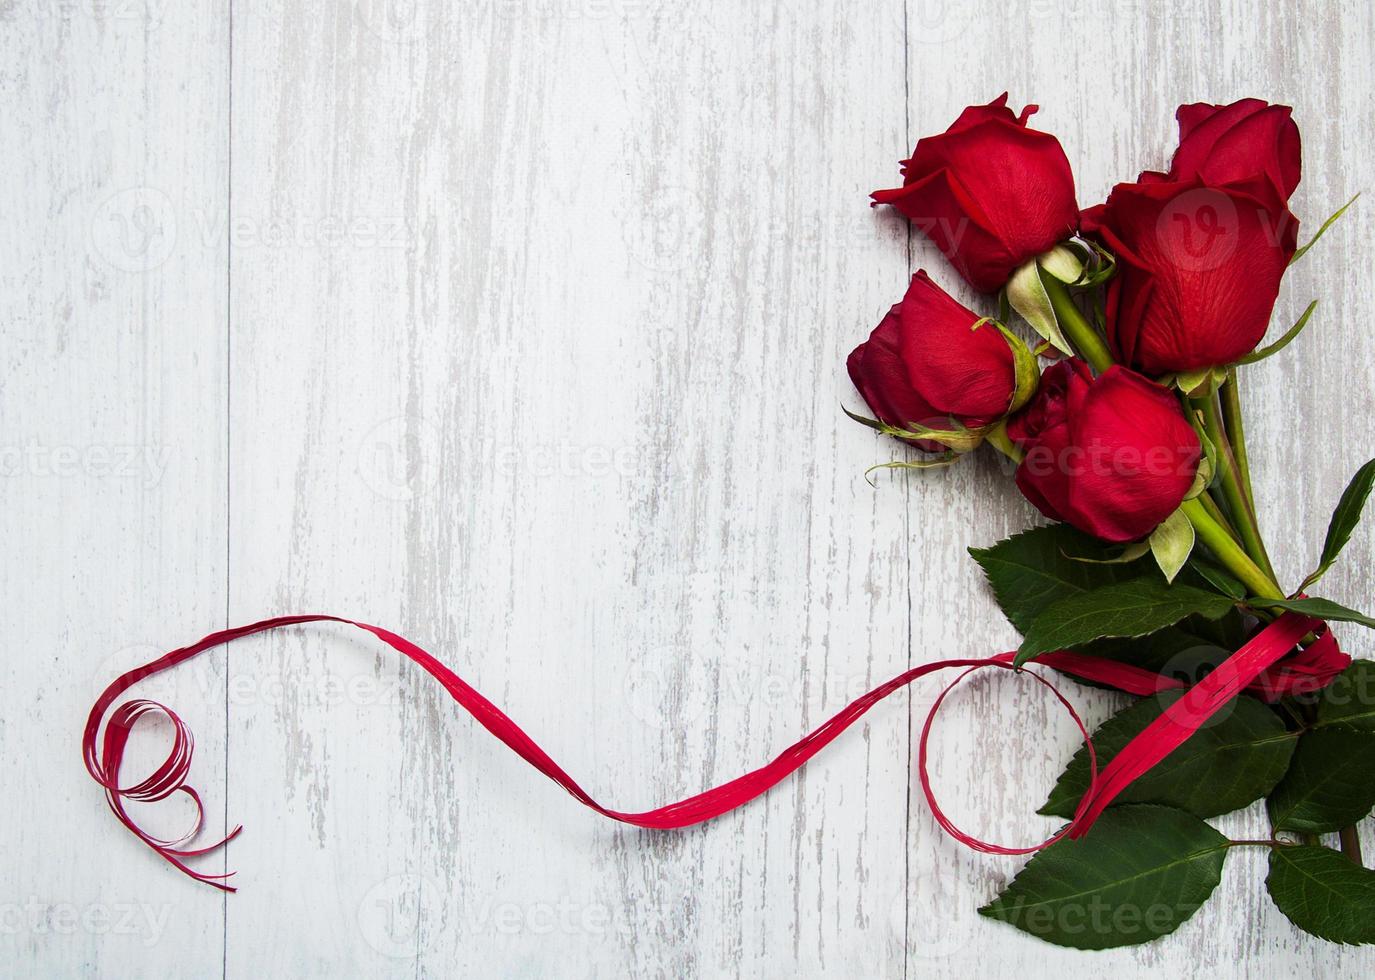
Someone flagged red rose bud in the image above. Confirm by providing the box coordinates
[1082,176,1298,374]
[871,94,1078,292]
[1006,360,1201,542]
[847,271,1024,451]
[1168,99,1301,203]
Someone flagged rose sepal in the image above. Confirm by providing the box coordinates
[1184,456,1216,500]
[1053,239,1118,290]
[863,454,959,486]
[1161,365,1227,397]
[1060,540,1151,565]
[978,317,1042,414]
[1235,300,1317,366]
[1005,244,1084,355]
[1148,508,1197,583]
[1290,192,1360,265]
[842,404,988,453]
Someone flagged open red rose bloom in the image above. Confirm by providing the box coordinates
[871,94,1079,292]
[84,96,1375,953]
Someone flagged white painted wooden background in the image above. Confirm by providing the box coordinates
[3,0,1374,976]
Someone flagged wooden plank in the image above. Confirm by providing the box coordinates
[224,1,910,975]
[7,0,1375,975]
[0,3,229,977]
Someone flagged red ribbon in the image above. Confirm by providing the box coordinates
[83,611,1347,891]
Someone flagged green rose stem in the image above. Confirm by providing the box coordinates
[1190,392,1280,584]
[1220,371,1255,499]
[1196,487,1241,540]
[1223,376,1370,867]
[984,421,1023,464]
[1038,276,1286,600]
[1179,498,1285,600]
[1000,280,1370,861]
[1021,279,1363,862]
[1042,276,1114,372]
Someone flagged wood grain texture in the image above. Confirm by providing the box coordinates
[3,0,1374,976]
[0,1,230,977]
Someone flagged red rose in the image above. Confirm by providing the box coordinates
[847,271,1017,447]
[1006,360,1201,542]
[871,94,1078,292]
[1167,99,1301,203]
[1081,175,1298,374]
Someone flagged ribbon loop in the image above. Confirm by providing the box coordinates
[917,662,1098,855]
[83,611,1342,890]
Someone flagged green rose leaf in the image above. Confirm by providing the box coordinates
[1040,691,1296,819]
[1267,845,1375,945]
[1316,660,1375,733]
[969,523,1148,635]
[1297,458,1375,593]
[1016,578,1236,666]
[1262,597,1375,631]
[1077,612,1246,677]
[979,805,1228,950]
[1267,728,1375,834]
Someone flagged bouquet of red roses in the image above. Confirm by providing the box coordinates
[83,93,1375,958]
[851,95,1375,949]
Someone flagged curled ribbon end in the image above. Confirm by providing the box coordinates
[85,692,244,889]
